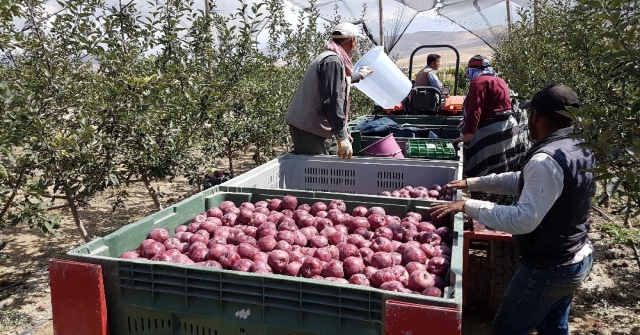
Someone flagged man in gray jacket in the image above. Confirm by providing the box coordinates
[285,22,373,158]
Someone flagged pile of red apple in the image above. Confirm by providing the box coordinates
[380,184,453,201]
[121,195,453,297]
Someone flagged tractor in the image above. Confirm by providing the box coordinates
[373,44,465,116]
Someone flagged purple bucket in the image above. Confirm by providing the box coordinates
[360,134,404,158]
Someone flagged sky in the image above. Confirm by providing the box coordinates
[34,0,467,32]
[28,0,519,48]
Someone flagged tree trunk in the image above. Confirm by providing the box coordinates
[67,195,90,242]
[0,167,26,222]
[227,139,234,175]
[142,175,163,210]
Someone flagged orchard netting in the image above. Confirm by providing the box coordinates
[287,0,533,51]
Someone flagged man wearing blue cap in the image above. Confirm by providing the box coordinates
[431,84,596,334]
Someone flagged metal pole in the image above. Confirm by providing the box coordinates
[533,0,538,33]
[205,0,210,17]
[506,0,511,32]
[378,0,384,51]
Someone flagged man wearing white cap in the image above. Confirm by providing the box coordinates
[285,22,374,158]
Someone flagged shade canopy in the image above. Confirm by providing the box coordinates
[288,0,532,52]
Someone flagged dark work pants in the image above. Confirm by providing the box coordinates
[493,254,593,335]
[289,125,337,155]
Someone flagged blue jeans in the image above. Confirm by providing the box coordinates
[493,253,593,335]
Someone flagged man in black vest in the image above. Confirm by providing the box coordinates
[430,84,596,334]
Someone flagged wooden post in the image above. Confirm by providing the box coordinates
[205,0,210,17]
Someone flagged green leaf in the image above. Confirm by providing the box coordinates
[626,170,637,186]
[557,110,577,122]
[594,173,615,181]
[0,164,6,179]
[583,166,609,174]
[598,130,616,141]
[631,100,640,114]
[606,176,622,197]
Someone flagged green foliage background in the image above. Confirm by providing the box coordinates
[0,0,374,237]
[0,0,637,241]
[494,0,639,236]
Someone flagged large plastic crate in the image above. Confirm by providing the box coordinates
[67,186,464,335]
[221,154,462,196]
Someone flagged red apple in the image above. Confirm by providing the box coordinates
[348,274,370,286]
[343,256,365,278]
[370,252,395,269]
[232,259,253,272]
[301,257,323,278]
[322,259,344,278]
[267,250,290,273]
[407,270,435,292]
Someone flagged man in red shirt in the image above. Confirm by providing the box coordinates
[455,55,529,204]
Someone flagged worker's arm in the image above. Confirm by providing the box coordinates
[318,56,348,141]
[427,71,443,90]
[464,153,565,235]
[466,171,521,196]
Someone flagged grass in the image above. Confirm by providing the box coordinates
[599,222,640,245]
[0,309,33,331]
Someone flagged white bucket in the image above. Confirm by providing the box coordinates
[352,46,412,109]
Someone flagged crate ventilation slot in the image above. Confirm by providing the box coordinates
[127,316,171,333]
[177,320,219,335]
[303,167,356,187]
[305,188,355,194]
[376,171,404,190]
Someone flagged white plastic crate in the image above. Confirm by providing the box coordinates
[222,154,462,195]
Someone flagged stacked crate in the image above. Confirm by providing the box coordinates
[64,115,468,335]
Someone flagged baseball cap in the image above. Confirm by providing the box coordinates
[331,22,365,39]
[519,84,580,114]
[468,54,491,69]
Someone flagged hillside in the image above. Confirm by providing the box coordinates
[388,27,505,70]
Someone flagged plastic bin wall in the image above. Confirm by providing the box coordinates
[67,187,464,335]
[221,154,462,196]
[347,115,463,132]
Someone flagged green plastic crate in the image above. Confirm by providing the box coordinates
[406,139,457,160]
[67,186,464,335]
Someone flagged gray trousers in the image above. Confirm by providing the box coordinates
[289,125,338,155]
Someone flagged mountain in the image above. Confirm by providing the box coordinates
[387,26,505,70]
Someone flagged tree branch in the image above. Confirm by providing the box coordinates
[0,167,27,221]
[47,204,70,211]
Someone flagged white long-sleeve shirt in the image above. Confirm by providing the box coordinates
[464,152,592,264]
[465,153,564,234]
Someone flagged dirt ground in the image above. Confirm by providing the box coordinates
[1,165,639,334]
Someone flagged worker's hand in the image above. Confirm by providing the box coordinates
[348,135,354,143]
[429,200,467,219]
[452,133,473,145]
[356,66,374,80]
[441,179,468,197]
[337,139,353,159]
